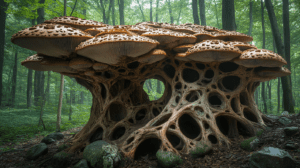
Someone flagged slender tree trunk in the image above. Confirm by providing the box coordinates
[278,77,280,113]
[155,0,159,22]
[177,0,183,24]
[267,81,272,112]
[265,0,294,113]
[192,0,200,24]
[56,75,64,132]
[248,0,253,36]
[199,0,206,25]
[167,0,173,24]
[157,80,161,94]
[45,71,51,103]
[0,0,8,107]
[222,0,236,31]
[261,82,267,113]
[11,50,18,107]
[112,0,115,25]
[100,0,107,23]
[137,0,145,22]
[214,0,220,28]
[70,0,78,16]
[119,0,124,25]
[27,17,35,108]
[150,0,153,22]
[106,0,113,24]
[282,0,294,106]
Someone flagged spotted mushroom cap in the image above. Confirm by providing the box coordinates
[173,44,195,53]
[75,34,159,65]
[185,40,242,62]
[194,30,253,43]
[256,66,291,77]
[137,49,167,64]
[44,16,107,31]
[69,57,94,70]
[233,49,287,68]
[21,54,77,73]
[84,26,114,36]
[141,28,196,49]
[11,23,93,58]
[228,41,257,51]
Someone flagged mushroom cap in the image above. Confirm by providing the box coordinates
[185,40,242,62]
[44,16,107,31]
[137,49,167,64]
[255,67,291,77]
[141,28,196,49]
[171,25,198,34]
[95,27,137,37]
[194,30,253,42]
[93,62,109,71]
[228,41,257,51]
[75,34,159,65]
[233,49,287,68]
[84,26,114,36]
[11,23,93,58]
[174,53,191,61]
[69,57,93,70]
[129,25,156,35]
[21,54,77,73]
[173,44,195,53]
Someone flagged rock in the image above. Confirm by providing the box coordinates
[156,150,183,168]
[189,141,212,158]
[240,136,257,151]
[278,117,292,126]
[25,143,48,160]
[41,132,64,144]
[249,147,297,168]
[51,151,74,168]
[281,111,289,116]
[83,140,121,168]
[58,144,70,152]
[284,127,299,136]
[73,159,89,168]
[41,138,55,144]
[266,115,280,120]
[249,138,260,151]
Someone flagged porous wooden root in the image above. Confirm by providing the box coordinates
[66,54,270,160]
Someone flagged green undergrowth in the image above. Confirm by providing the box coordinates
[0,104,90,150]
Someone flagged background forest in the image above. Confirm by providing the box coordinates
[0,0,299,151]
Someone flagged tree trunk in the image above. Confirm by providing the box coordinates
[278,77,280,113]
[214,0,220,28]
[267,81,272,112]
[199,0,206,25]
[80,88,85,104]
[56,75,64,132]
[157,80,161,94]
[192,0,200,24]
[137,0,145,22]
[45,71,51,103]
[70,0,78,16]
[119,0,124,25]
[248,0,253,36]
[282,0,294,106]
[265,0,294,113]
[112,0,115,25]
[261,82,267,113]
[167,0,173,24]
[11,50,18,107]
[150,0,153,22]
[222,0,236,31]
[0,0,8,107]
[27,69,33,108]
[155,0,159,22]
[64,0,66,16]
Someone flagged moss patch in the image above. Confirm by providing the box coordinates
[256,129,264,137]
[240,136,257,151]
[156,150,182,168]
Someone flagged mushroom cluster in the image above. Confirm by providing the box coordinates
[12,16,290,160]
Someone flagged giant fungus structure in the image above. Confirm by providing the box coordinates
[12,16,291,160]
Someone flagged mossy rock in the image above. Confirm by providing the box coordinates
[25,143,48,160]
[256,129,264,137]
[58,144,70,152]
[240,136,257,151]
[51,151,74,168]
[156,150,182,168]
[190,141,212,158]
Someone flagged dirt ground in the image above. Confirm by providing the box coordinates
[0,113,300,168]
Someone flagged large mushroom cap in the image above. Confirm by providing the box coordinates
[173,44,194,53]
[255,66,291,77]
[11,23,93,58]
[84,26,114,36]
[137,49,167,64]
[44,16,107,31]
[141,28,196,49]
[21,54,77,73]
[75,34,159,65]
[194,30,253,43]
[228,41,257,51]
[185,40,242,62]
[233,49,287,68]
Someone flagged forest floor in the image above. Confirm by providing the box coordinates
[0,113,300,168]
